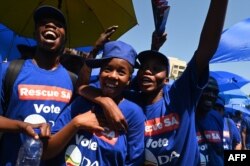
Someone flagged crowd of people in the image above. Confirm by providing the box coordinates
[1,0,248,165]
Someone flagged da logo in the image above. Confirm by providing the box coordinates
[94,127,118,145]
[65,145,82,166]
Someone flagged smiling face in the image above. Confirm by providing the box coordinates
[137,55,168,94]
[34,18,66,53]
[99,58,132,101]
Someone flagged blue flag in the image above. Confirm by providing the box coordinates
[211,18,250,63]
[151,0,170,35]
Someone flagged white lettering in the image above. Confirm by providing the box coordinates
[61,91,71,99]
[75,134,97,150]
[81,156,99,166]
[228,154,235,161]
[158,151,180,164]
[241,154,246,161]
[20,88,60,97]
[212,132,221,140]
[34,104,61,114]
[146,138,168,148]
[164,117,179,127]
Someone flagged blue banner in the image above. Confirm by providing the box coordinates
[210,18,250,63]
[151,0,170,35]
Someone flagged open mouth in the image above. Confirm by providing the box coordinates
[141,77,153,85]
[43,30,57,42]
[104,83,117,90]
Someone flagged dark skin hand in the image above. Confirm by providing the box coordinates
[151,31,167,51]
[0,116,50,139]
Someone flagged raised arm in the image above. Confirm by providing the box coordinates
[76,25,118,88]
[195,0,228,77]
[151,31,167,51]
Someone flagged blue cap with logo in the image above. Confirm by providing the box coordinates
[85,41,137,68]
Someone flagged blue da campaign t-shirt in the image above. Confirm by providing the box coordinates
[50,96,145,166]
[196,109,224,166]
[127,57,208,166]
[0,59,74,165]
[223,117,241,150]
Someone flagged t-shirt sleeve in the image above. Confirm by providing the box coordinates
[52,96,91,134]
[121,101,145,165]
[165,56,209,113]
[229,119,241,146]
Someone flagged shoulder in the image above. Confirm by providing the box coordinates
[120,99,145,122]
[121,99,143,112]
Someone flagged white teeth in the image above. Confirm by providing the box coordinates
[106,83,116,88]
[44,31,56,38]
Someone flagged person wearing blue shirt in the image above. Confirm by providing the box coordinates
[241,115,250,150]
[0,6,75,165]
[196,77,224,166]
[214,96,242,150]
[42,41,145,166]
[77,0,228,165]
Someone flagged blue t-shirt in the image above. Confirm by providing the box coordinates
[127,58,208,166]
[223,117,241,150]
[241,116,250,148]
[49,96,145,166]
[0,59,75,165]
[0,56,2,114]
[196,109,224,166]
[0,55,2,112]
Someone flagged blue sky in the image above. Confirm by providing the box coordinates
[119,0,250,95]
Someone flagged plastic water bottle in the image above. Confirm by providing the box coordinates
[16,129,43,166]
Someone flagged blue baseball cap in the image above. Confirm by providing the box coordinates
[33,5,66,29]
[85,41,137,68]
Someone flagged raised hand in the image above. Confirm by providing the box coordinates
[151,31,167,51]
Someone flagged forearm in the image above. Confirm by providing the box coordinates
[78,85,107,105]
[76,62,92,89]
[0,116,25,132]
[198,0,228,55]
[42,120,78,159]
[196,0,228,75]
[242,131,247,149]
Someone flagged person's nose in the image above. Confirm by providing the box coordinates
[143,68,152,75]
[108,71,118,80]
[45,22,57,30]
